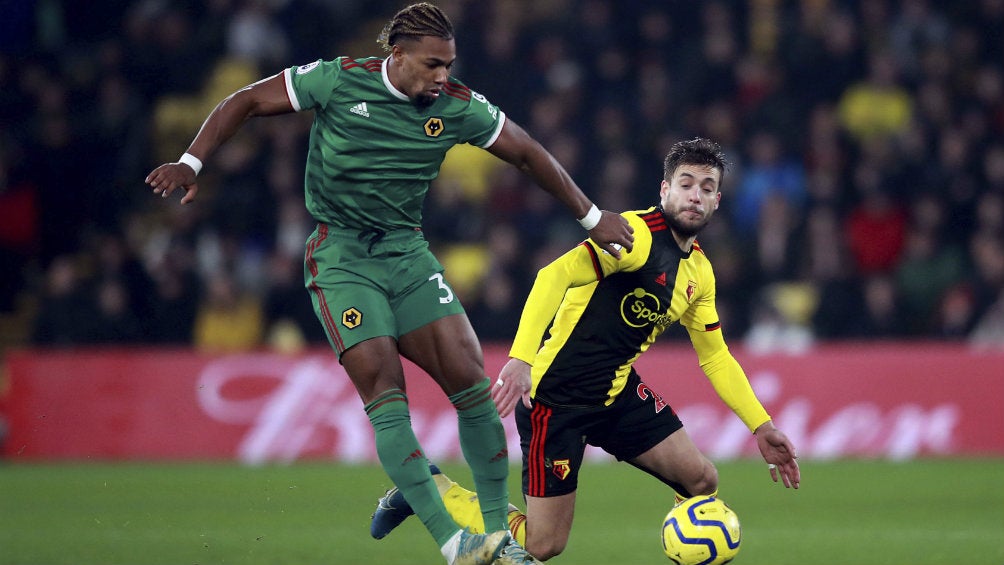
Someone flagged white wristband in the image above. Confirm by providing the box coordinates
[179,152,203,176]
[577,204,602,230]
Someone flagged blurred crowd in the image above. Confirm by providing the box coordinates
[2,0,1004,354]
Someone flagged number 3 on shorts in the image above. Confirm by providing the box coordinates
[428,273,455,304]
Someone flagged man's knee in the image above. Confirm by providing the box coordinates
[688,460,719,496]
[526,535,567,561]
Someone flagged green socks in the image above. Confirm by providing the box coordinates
[365,388,457,546]
[449,378,509,533]
[365,380,511,545]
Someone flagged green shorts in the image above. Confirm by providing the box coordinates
[303,224,466,358]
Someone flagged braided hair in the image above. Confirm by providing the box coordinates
[377,3,455,52]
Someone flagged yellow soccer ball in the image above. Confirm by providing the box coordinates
[661,495,741,565]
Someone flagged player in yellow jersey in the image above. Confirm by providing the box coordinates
[372,138,800,560]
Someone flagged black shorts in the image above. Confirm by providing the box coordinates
[516,370,683,497]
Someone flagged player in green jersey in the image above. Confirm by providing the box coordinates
[144,3,633,565]
[370,138,801,561]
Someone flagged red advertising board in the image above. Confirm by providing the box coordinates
[2,343,1002,462]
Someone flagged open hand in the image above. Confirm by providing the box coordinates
[492,358,534,418]
[145,162,200,204]
[755,421,800,489]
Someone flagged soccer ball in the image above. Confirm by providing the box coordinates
[661,495,741,565]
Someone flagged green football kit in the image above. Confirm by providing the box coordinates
[284,55,513,546]
[285,56,505,357]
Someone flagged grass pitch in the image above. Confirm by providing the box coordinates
[1,458,1002,565]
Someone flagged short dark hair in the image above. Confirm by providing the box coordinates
[663,138,729,183]
[377,3,454,51]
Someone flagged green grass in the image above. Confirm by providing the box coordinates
[1,459,1002,564]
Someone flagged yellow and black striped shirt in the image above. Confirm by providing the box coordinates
[510,206,770,432]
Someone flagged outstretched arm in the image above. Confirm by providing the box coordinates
[496,219,650,417]
[486,119,634,258]
[689,328,801,489]
[495,241,615,416]
[144,73,295,204]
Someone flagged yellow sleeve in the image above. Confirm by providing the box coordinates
[508,243,601,363]
[687,327,771,432]
[509,212,651,363]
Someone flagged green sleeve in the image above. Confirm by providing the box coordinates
[287,58,342,111]
[460,89,505,148]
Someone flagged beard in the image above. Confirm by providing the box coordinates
[665,207,711,238]
[413,93,437,108]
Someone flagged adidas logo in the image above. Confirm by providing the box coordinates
[489,448,509,464]
[655,272,667,286]
[350,102,370,117]
[401,448,423,466]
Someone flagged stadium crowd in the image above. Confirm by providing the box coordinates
[2,0,1004,353]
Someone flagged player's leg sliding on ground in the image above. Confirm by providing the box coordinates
[365,388,508,565]
[373,463,566,561]
[372,465,534,562]
[367,381,541,564]
[371,462,717,563]
[436,472,527,545]
[373,428,722,561]
[630,429,721,506]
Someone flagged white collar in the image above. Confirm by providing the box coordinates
[382,56,410,101]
